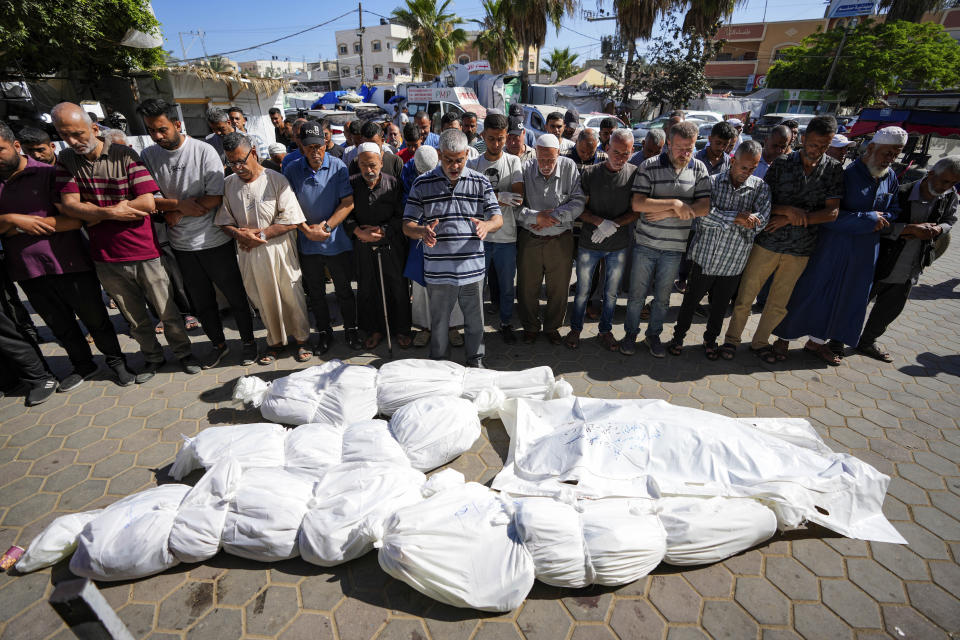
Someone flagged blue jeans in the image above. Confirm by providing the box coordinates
[624,244,684,338]
[570,247,627,333]
[484,241,517,326]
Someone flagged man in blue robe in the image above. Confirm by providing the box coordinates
[774,126,907,365]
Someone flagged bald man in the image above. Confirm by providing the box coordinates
[52,102,199,380]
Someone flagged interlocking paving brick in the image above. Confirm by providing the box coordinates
[278,612,335,640]
[914,505,960,541]
[734,576,789,625]
[905,582,960,631]
[132,573,186,603]
[765,556,819,601]
[517,599,572,640]
[214,568,267,606]
[156,581,213,631]
[608,599,663,640]
[882,605,949,640]
[892,522,951,559]
[334,597,388,640]
[682,564,734,598]
[724,550,763,576]
[792,539,844,577]
[117,602,157,638]
[666,627,710,640]
[57,478,107,510]
[184,606,243,640]
[2,492,57,526]
[0,572,49,623]
[846,558,907,603]
[561,589,614,622]
[792,603,852,640]
[701,601,758,640]
[872,543,930,580]
[568,626,617,640]
[820,580,881,629]
[245,585,299,636]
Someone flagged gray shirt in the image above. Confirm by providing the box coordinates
[518,156,586,236]
[467,152,523,243]
[141,136,229,252]
[882,180,956,284]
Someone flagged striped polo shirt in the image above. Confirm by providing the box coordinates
[56,137,161,263]
[632,152,711,253]
[403,165,501,286]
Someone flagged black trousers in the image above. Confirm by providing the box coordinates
[672,263,740,345]
[356,240,411,336]
[300,250,357,333]
[0,296,51,388]
[19,271,126,370]
[860,279,913,346]
[173,241,254,345]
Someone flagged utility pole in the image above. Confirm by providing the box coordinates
[823,17,857,94]
[358,2,366,86]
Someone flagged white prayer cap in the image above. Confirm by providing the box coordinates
[726,118,743,128]
[267,143,287,155]
[536,133,560,149]
[357,142,382,156]
[413,145,439,174]
[830,134,854,148]
[871,126,908,146]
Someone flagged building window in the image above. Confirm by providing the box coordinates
[715,51,733,61]
[342,67,350,76]
[353,42,361,53]
[372,40,381,52]
[387,41,392,49]
[743,51,757,60]
[458,55,470,65]
[339,43,347,55]
[388,67,395,75]
[356,66,362,77]
[373,65,383,77]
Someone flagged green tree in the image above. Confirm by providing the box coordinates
[391,0,468,78]
[682,0,746,36]
[878,0,953,23]
[635,13,722,109]
[540,47,581,80]
[766,18,960,107]
[507,0,576,100]
[0,0,164,79]
[471,0,520,74]
[207,56,229,73]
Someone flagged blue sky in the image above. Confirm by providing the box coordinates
[154,0,835,65]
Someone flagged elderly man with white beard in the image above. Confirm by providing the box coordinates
[346,142,412,349]
[774,126,907,364]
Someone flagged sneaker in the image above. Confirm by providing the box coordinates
[58,364,98,392]
[201,343,230,370]
[413,329,431,348]
[501,325,517,344]
[619,332,638,355]
[136,359,165,384]
[109,363,137,387]
[645,335,666,358]
[346,328,363,350]
[241,341,258,365]
[314,330,332,356]
[26,378,58,406]
[448,328,464,347]
[180,355,202,375]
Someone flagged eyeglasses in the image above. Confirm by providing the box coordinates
[227,148,254,169]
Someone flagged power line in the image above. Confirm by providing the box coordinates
[167,9,357,63]
[561,24,603,42]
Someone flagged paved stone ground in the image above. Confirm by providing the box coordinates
[1,246,959,640]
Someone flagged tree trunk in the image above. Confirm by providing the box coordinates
[521,44,531,102]
[622,40,635,103]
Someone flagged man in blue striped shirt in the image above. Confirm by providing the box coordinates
[613,121,711,357]
[403,129,502,367]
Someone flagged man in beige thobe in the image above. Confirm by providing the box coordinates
[214,132,311,365]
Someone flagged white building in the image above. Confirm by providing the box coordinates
[238,57,307,78]
[335,19,416,88]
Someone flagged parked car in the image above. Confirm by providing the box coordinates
[579,113,629,130]
[519,104,560,140]
[633,115,708,148]
[753,113,816,144]
[306,109,358,146]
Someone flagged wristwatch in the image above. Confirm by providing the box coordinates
[259,231,266,241]
[322,222,332,234]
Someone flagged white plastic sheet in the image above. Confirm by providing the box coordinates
[299,462,425,566]
[388,397,481,470]
[376,480,535,612]
[495,397,906,544]
[512,496,666,588]
[168,459,243,563]
[234,360,378,426]
[657,496,778,566]
[170,423,287,480]
[70,485,190,581]
[15,511,102,573]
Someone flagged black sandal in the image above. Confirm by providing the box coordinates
[258,345,283,365]
[719,343,737,360]
[704,342,720,361]
[667,339,683,356]
[752,345,778,364]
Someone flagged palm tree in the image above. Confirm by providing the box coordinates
[612,0,674,98]
[506,0,577,100]
[206,56,228,72]
[392,0,468,78]
[540,47,581,80]
[682,0,746,36]
[471,0,521,74]
[878,0,952,22]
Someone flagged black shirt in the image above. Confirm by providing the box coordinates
[349,149,403,179]
[579,162,636,252]
[326,144,344,159]
[345,173,404,246]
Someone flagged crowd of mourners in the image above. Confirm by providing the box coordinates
[0,97,956,407]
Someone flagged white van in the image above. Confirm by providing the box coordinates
[403,87,487,132]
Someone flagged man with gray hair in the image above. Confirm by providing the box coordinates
[859,155,960,361]
[204,107,235,165]
[630,129,665,167]
[614,120,711,357]
[216,132,311,365]
[403,128,502,367]
[563,128,607,172]
[52,101,200,379]
[668,141,770,359]
[775,126,906,365]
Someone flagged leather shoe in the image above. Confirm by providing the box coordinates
[346,328,363,350]
[522,330,538,344]
[314,330,332,355]
[500,325,517,344]
[546,330,562,345]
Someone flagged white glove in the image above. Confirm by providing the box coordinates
[497,192,523,207]
[591,219,619,244]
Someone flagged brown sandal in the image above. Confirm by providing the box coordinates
[598,332,618,352]
[364,332,383,349]
[397,333,413,349]
[804,340,841,366]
